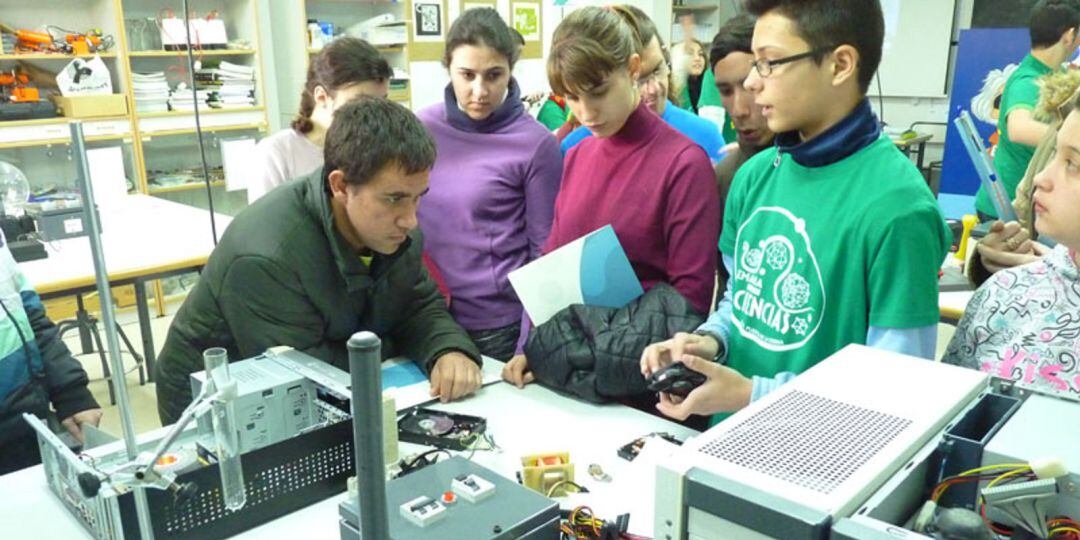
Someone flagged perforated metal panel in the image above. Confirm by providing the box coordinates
[162,440,354,533]
[697,391,913,494]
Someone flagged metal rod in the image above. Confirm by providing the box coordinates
[181,0,219,246]
[71,121,156,540]
[347,332,389,540]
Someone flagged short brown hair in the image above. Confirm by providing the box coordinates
[547,6,642,97]
[324,97,436,188]
[292,38,392,133]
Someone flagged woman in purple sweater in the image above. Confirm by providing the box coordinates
[503,6,719,387]
[417,8,563,361]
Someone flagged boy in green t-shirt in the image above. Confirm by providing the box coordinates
[977,0,1080,220]
[640,0,950,420]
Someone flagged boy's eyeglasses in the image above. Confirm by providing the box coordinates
[751,46,834,78]
[636,62,671,88]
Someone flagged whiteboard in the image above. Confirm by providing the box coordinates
[875,0,956,97]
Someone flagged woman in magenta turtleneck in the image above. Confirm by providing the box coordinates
[502,6,719,387]
[416,8,562,361]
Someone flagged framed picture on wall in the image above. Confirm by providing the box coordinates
[415,1,443,38]
[511,0,542,58]
[512,3,540,41]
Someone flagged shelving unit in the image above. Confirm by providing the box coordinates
[148,180,226,194]
[0,0,267,209]
[301,0,414,108]
[117,0,268,210]
[0,0,268,315]
[0,52,119,60]
[127,49,257,57]
[0,0,139,263]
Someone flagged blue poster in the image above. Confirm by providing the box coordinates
[941,28,1031,196]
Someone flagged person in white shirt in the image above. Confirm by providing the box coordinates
[247,37,391,203]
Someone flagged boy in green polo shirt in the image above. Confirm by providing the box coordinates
[978,0,1080,220]
[640,0,950,421]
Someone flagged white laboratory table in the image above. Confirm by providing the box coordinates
[19,195,231,380]
[0,377,700,538]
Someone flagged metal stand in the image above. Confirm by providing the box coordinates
[71,121,156,540]
[347,332,389,540]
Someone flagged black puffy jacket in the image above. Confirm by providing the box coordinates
[155,170,481,425]
[524,284,705,403]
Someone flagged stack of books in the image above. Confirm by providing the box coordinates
[168,83,212,112]
[131,72,170,114]
[197,61,256,109]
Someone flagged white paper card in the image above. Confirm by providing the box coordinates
[85,146,128,208]
[56,56,113,96]
[220,138,257,192]
[508,225,642,326]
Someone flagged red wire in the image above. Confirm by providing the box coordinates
[980,501,1013,536]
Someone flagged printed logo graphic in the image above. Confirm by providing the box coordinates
[732,207,825,351]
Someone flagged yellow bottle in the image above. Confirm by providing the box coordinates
[956,214,978,261]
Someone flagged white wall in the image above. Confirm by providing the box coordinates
[258,0,306,133]
[867,0,974,166]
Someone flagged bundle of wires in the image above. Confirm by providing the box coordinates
[558,506,649,540]
[930,463,1035,504]
[931,464,1080,538]
[1049,517,1080,539]
[460,432,499,459]
[931,463,1035,537]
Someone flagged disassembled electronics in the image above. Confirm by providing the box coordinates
[397,407,486,451]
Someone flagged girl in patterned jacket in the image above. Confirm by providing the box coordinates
[943,90,1080,399]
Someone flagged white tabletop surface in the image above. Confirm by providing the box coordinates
[19,195,231,294]
[0,376,699,538]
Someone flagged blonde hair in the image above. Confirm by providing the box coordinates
[547,6,642,97]
[1036,69,1080,122]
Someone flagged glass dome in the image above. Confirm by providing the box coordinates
[0,161,29,216]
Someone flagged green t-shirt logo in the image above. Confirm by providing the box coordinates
[732,207,826,351]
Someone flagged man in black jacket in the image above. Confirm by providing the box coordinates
[0,238,101,475]
[155,98,483,424]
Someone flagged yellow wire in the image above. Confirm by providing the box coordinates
[933,465,1031,502]
[958,463,1029,477]
[1051,527,1080,536]
[984,467,1032,490]
[547,480,578,498]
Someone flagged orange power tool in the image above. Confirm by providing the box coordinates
[0,72,41,102]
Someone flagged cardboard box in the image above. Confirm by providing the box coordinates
[51,94,128,119]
